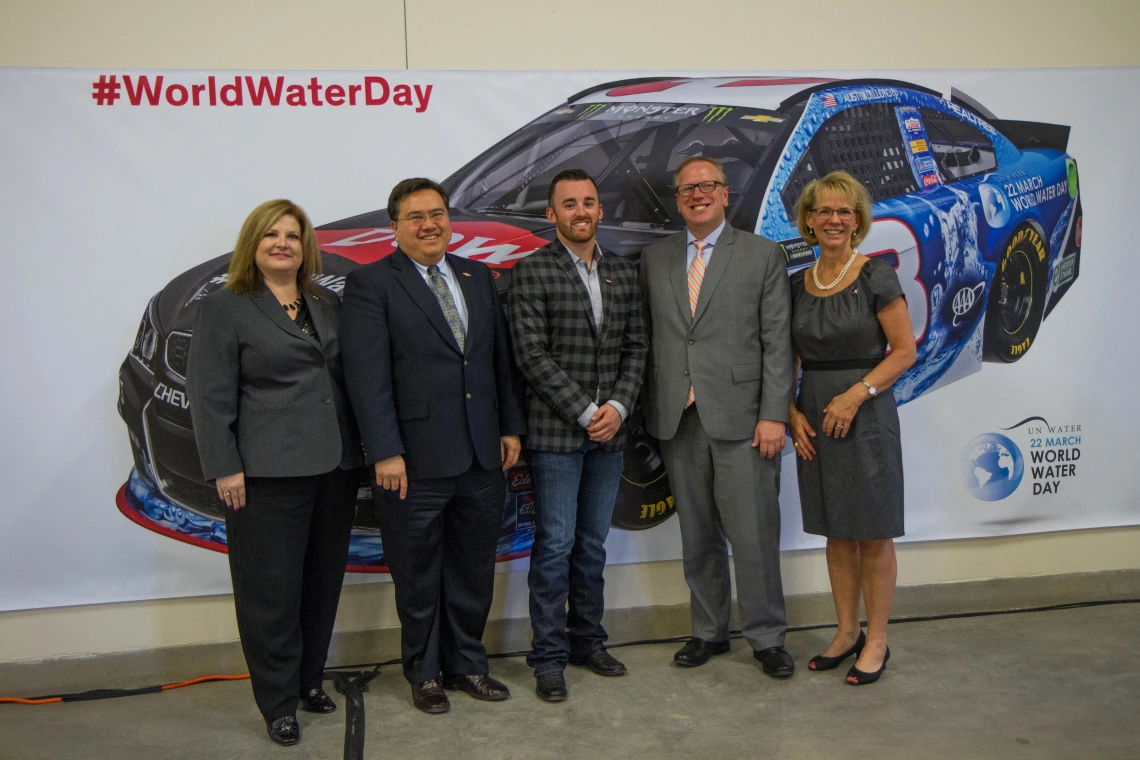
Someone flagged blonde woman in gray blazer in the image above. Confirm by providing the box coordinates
[186,199,362,747]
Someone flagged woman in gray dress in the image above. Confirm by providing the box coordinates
[787,171,916,685]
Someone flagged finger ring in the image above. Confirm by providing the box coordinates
[835,423,844,429]
[793,441,799,447]
[224,492,232,497]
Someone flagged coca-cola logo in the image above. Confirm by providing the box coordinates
[508,467,533,492]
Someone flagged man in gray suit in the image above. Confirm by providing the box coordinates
[639,156,795,677]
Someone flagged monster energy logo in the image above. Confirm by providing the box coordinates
[702,106,733,123]
[577,103,609,119]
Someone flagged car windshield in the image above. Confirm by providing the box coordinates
[447,102,787,231]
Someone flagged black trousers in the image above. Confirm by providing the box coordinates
[224,466,359,722]
[372,464,505,684]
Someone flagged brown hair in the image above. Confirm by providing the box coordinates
[226,199,321,295]
[794,170,873,248]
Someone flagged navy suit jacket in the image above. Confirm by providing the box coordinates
[340,249,526,480]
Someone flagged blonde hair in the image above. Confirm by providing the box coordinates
[794,171,873,248]
[226,199,321,295]
[672,156,728,189]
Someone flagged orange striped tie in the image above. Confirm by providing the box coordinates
[684,240,707,409]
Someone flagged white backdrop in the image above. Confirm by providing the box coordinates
[1,67,1137,612]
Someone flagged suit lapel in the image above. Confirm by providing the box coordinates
[302,289,330,352]
[392,249,464,355]
[691,224,736,327]
[668,234,692,327]
[552,242,599,337]
[449,254,480,355]
[251,287,320,349]
[596,250,617,344]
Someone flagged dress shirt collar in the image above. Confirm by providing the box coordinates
[686,219,727,252]
[560,239,603,270]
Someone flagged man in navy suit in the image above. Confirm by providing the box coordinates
[340,178,526,714]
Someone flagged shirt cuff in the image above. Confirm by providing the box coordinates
[577,402,599,428]
[605,400,628,422]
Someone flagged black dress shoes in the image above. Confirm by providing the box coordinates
[535,670,568,702]
[299,687,337,713]
[673,637,731,667]
[753,646,795,678]
[266,716,300,746]
[411,678,451,714]
[569,649,627,676]
[808,630,866,672]
[442,673,511,701]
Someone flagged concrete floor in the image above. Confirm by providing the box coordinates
[3,603,1138,760]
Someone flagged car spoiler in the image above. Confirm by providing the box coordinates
[951,87,1070,152]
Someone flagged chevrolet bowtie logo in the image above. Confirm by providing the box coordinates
[577,103,608,119]
[702,106,733,123]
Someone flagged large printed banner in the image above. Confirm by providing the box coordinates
[1,67,1137,611]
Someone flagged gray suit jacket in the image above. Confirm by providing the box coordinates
[186,285,363,480]
[639,223,793,442]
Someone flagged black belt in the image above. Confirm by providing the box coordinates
[801,358,882,371]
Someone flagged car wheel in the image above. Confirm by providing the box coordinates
[611,405,676,530]
[983,223,1048,363]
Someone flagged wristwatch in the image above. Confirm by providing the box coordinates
[862,380,877,397]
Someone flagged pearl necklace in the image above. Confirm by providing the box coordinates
[812,250,857,291]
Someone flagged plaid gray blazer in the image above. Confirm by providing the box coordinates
[507,241,648,453]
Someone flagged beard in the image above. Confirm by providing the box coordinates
[557,217,597,244]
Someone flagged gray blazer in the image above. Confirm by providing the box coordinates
[639,223,794,441]
[186,285,363,480]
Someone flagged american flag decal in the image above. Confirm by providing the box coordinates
[822,93,838,108]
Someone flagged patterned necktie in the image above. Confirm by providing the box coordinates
[427,264,465,352]
[685,240,707,409]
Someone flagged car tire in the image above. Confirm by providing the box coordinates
[983,223,1048,363]
[611,405,676,531]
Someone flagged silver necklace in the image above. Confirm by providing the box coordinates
[812,250,857,291]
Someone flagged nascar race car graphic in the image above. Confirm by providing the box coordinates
[118,76,1083,570]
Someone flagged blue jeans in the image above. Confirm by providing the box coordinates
[526,442,624,675]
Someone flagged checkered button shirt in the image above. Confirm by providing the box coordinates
[507,241,648,453]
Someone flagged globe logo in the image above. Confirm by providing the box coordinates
[963,433,1024,501]
[979,183,1011,229]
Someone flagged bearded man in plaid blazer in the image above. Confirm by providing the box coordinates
[507,169,648,702]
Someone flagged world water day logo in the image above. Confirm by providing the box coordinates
[963,433,1025,501]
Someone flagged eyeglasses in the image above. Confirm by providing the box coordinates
[674,181,725,197]
[812,207,856,221]
[398,209,448,226]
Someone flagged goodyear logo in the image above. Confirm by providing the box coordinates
[909,138,929,154]
[702,106,733,123]
[577,103,608,119]
[741,114,784,123]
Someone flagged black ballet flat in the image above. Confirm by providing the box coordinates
[808,630,865,671]
[846,646,890,685]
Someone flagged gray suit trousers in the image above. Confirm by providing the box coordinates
[659,405,787,650]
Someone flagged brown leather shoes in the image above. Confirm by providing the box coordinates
[411,678,451,714]
[442,673,511,701]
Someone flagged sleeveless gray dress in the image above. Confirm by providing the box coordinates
[790,257,905,540]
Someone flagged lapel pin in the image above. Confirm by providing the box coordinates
[605,279,613,284]
[462,272,472,277]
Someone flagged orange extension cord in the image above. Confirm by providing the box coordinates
[0,674,249,705]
